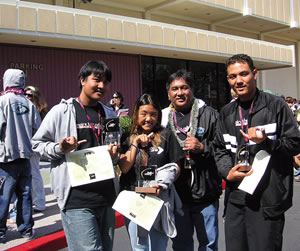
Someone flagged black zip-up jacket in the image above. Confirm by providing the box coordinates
[162,99,222,204]
[214,90,300,218]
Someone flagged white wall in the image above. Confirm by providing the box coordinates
[258,67,298,99]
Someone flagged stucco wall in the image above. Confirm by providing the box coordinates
[260,67,298,99]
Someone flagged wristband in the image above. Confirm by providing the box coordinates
[130,144,140,164]
[130,143,139,150]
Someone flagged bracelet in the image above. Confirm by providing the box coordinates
[130,143,139,150]
[130,144,140,164]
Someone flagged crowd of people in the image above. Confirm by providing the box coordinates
[284,96,300,115]
[1,54,300,251]
[282,96,300,182]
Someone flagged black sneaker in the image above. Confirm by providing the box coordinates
[21,229,35,240]
[0,235,6,244]
[33,208,45,213]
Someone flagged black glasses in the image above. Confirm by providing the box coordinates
[113,96,119,99]
[25,93,33,97]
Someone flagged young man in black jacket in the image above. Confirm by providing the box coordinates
[214,54,300,251]
[162,69,222,251]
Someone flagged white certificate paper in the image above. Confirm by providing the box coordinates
[238,150,271,194]
[66,145,115,187]
[112,190,164,231]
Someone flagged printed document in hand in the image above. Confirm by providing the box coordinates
[238,150,271,194]
[113,190,164,231]
[66,145,115,187]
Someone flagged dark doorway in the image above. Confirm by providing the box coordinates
[141,56,230,111]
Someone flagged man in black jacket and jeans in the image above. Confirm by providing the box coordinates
[214,54,300,251]
[162,69,222,251]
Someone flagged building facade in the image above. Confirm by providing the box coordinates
[0,0,299,110]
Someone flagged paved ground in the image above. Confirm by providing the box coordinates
[1,163,63,250]
[1,162,300,250]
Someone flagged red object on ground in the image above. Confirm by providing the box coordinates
[6,212,125,251]
[115,211,125,228]
[6,230,67,251]
[222,179,226,190]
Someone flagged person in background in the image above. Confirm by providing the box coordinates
[295,99,300,110]
[7,86,48,224]
[0,69,41,243]
[214,54,300,251]
[108,91,129,117]
[119,93,184,251]
[285,96,296,114]
[25,86,47,211]
[294,109,300,182]
[295,109,300,131]
[230,88,238,102]
[32,61,119,251]
[294,154,300,182]
[25,86,48,119]
[161,69,222,251]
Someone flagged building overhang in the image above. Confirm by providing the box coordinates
[0,0,295,70]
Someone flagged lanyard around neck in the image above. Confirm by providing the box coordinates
[77,97,102,144]
[173,105,194,135]
[238,100,254,143]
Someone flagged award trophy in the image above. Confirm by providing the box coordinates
[237,145,252,172]
[103,118,120,145]
[135,165,158,194]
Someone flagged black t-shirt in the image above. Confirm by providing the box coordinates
[119,128,184,191]
[174,110,191,141]
[65,99,116,209]
[173,110,200,202]
[239,100,252,140]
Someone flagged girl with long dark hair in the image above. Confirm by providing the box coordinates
[119,93,184,251]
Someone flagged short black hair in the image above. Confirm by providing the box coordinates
[78,61,112,89]
[225,54,256,73]
[166,69,194,91]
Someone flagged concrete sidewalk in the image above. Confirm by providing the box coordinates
[2,164,300,251]
[1,164,63,250]
[1,184,63,250]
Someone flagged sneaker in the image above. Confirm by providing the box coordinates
[295,176,300,182]
[21,229,35,240]
[33,208,45,213]
[7,218,16,224]
[33,205,46,213]
[0,235,6,244]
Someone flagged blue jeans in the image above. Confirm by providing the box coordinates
[8,197,17,222]
[124,217,168,251]
[61,206,115,251]
[30,154,45,210]
[8,154,46,222]
[172,201,219,251]
[0,159,33,237]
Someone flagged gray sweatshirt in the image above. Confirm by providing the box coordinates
[32,98,118,209]
[0,69,41,162]
[150,163,183,238]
